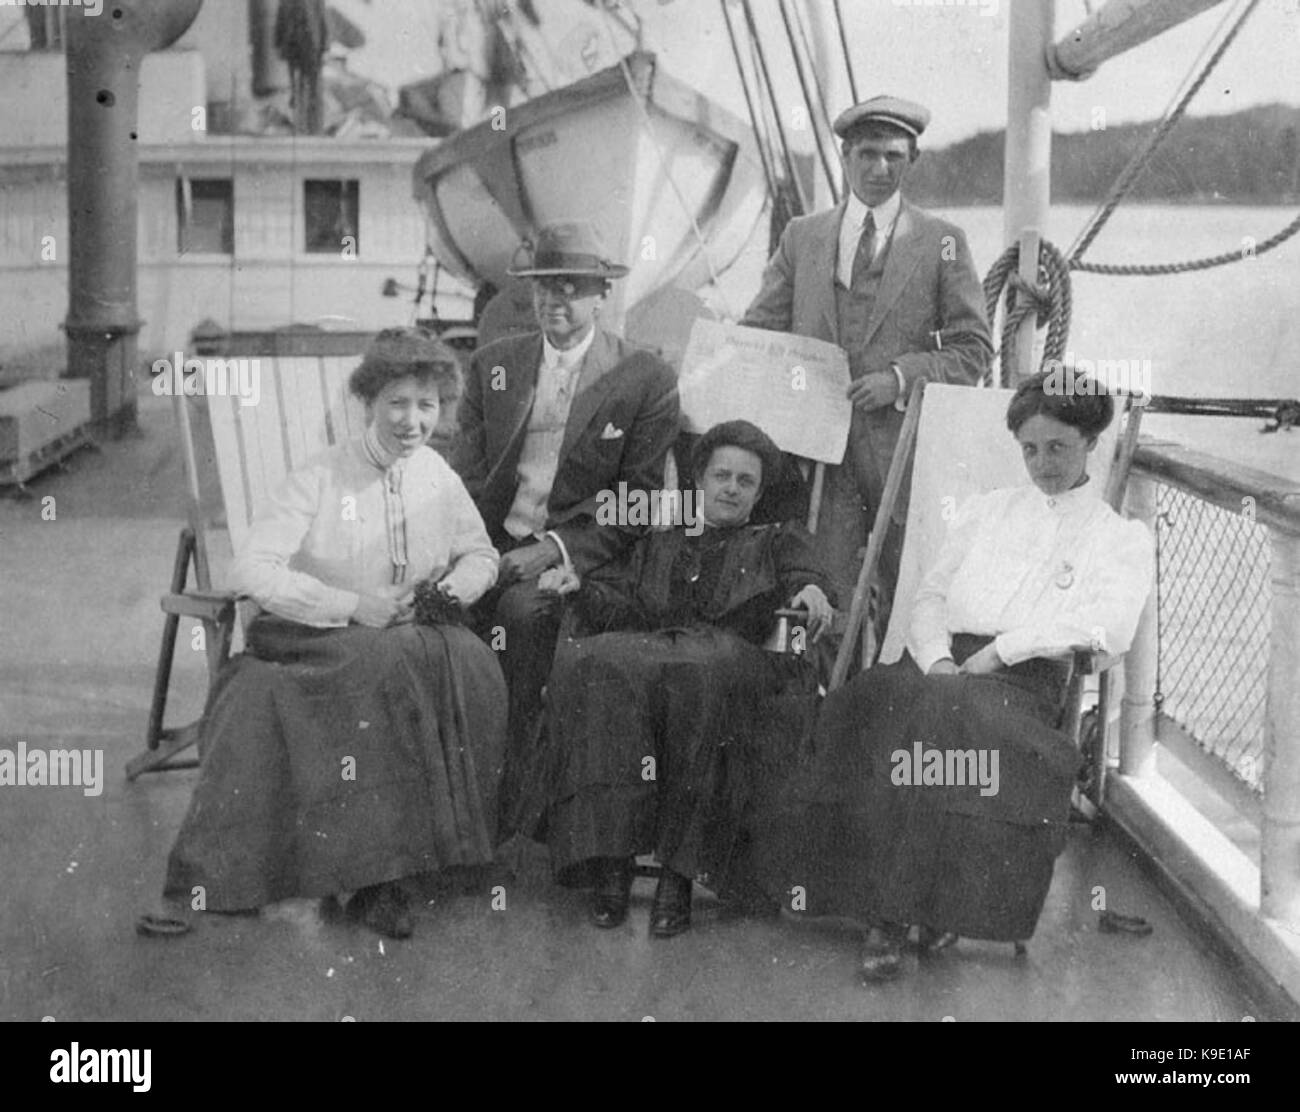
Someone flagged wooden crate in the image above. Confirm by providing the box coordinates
[0,379,93,487]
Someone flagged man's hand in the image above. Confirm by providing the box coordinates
[352,590,414,628]
[789,584,834,644]
[498,538,562,586]
[927,657,959,676]
[846,370,900,412]
[537,566,581,596]
[959,643,1003,676]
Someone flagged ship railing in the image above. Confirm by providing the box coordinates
[1111,437,1300,1001]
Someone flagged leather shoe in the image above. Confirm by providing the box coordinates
[917,925,959,954]
[649,869,693,939]
[588,857,633,929]
[349,882,413,940]
[857,924,906,982]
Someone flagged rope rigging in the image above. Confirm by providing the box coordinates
[982,0,1297,432]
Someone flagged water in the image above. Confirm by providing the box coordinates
[712,204,1299,483]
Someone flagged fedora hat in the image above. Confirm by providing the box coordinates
[508,220,630,280]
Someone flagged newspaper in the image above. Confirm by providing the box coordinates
[677,319,851,464]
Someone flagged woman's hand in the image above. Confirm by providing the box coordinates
[789,585,834,644]
[352,591,414,628]
[927,658,960,676]
[959,643,1003,675]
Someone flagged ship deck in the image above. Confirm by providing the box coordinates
[0,391,1292,1023]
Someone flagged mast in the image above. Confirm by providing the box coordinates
[1002,0,1055,386]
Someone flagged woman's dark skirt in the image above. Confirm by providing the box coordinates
[163,615,507,910]
[753,639,1079,942]
[522,626,819,896]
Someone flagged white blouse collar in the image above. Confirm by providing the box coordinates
[1037,475,1097,515]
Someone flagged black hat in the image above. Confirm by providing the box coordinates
[507,220,630,280]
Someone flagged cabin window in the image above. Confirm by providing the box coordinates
[176,178,234,255]
[304,179,360,256]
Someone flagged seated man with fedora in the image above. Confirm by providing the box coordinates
[452,220,680,826]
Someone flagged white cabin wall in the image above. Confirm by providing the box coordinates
[3,148,446,360]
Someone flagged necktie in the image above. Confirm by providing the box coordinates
[850,210,877,289]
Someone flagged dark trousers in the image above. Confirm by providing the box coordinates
[470,572,564,832]
[813,460,905,669]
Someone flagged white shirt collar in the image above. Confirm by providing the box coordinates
[844,188,902,237]
[542,325,596,374]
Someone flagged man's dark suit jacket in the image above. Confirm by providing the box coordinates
[451,327,679,575]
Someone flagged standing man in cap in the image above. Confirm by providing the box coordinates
[741,95,992,647]
[452,220,679,826]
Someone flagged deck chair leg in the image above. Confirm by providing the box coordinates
[1089,670,1112,808]
[143,529,193,751]
[129,528,208,781]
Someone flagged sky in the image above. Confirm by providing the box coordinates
[1,0,1294,148]
[330,0,1300,147]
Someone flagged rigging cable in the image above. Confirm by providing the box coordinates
[719,0,781,207]
[831,0,859,105]
[777,0,840,205]
[740,0,810,216]
[791,0,844,166]
[1066,0,1288,274]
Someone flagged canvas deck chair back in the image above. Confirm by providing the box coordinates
[129,355,367,781]
[879,383,1123,666]
[209,357,367,556]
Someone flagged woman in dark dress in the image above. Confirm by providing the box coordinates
[755,373,1154,981]
[524,420,835,938]
[138,330,506,941]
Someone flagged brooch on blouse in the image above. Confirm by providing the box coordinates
[1054,562,1075,590]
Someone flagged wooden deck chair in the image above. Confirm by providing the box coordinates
[832,381,1145,808]
[128,355,369,780]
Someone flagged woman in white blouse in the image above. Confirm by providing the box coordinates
[139,330,504,941]
[754,371,1154,983]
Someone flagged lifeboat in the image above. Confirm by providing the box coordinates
[411,51,767,334]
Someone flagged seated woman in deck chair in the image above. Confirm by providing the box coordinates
[515,420,835,938]
[753,372,1154,981]
[138,330,505,941]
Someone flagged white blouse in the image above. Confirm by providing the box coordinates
[907,481,1155,674]
[232,439,499,628]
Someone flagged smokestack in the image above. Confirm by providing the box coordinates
[64,0,204,436]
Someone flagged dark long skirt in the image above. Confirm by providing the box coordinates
[531,626,816,896]
[753,638,1078,942]
[164,615,507,910]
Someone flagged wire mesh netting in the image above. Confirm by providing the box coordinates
[1155,484,1271,792]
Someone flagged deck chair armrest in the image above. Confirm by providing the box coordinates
[160,589,238,622]
[1070,648,1123,677]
